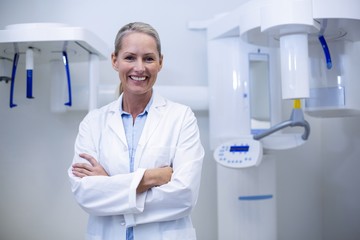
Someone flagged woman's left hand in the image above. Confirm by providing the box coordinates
[72,153,109,178]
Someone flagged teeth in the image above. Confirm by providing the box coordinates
[131,76,146,81]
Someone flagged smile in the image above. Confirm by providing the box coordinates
[130,76,146,81]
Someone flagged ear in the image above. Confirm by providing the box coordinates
[158,54,164,72]
[111,53,118,71]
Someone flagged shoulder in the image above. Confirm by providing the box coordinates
[152,92,193,115]
[82,97,120,124]
[151,92,196,127]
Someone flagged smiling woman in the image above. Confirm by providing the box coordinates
[112,22,163,99]
[112,31,163,116]
[68,22,205,240]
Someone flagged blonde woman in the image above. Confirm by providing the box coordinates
[68,22,204,240]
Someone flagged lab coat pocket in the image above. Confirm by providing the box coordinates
[145,147,174,168]
[162,227,197,240]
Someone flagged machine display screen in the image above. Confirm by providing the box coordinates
[230,145,249,152]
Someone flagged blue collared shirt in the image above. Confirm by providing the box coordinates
[120,95,153,240]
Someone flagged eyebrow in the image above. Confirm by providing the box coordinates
[123,51,156,55]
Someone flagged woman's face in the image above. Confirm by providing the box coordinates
[112,32,163,97]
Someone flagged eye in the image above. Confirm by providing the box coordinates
[144,56,155,63]
[124,55,135,61]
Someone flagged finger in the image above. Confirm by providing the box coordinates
[72,167,90,178]
[79,153,98,167]
[79,153,92,161]
[72,166,91,175]
[72,170,86,178]
[72,162,93,171]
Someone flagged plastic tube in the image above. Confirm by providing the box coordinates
[26,47,34,98]
[318,35,332,69]
[318,19,332,70]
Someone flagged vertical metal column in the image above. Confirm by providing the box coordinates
[88,53,99,111]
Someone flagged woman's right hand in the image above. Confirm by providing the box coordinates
[137,166,173,194]
[72,153,109,178]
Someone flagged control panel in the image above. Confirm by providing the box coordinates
[213,136,263,168]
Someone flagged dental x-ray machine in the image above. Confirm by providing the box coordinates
[189,0,360,239]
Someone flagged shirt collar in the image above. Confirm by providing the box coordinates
[119,94,153,116]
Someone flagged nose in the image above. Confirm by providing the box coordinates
[134,59,145,72]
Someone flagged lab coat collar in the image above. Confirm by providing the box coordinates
[106,90,168,161]
[135,91,167,169]
[107,90,167,113]
[138,91,167,146]
[107,97,127,146]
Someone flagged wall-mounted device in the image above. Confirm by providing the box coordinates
[0,23,110,110]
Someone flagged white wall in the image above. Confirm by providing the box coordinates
[1,1,360,240]
[321,117,360,240]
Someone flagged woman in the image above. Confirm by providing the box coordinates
[68,22,204,240]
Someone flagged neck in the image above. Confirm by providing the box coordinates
[122,91,152,117]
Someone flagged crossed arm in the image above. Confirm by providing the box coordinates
[71,153,173,194]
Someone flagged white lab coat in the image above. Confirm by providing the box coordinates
[68,92,204,240]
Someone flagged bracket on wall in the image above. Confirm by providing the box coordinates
[0,23,110,110]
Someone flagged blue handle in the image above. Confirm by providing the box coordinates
[318,35,332,70]
[239,194,273,201]
[62,51,72,107]
[10,53,19,108]
[26,69,34,98]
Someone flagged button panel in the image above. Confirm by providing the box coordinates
[213,137,263,168]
